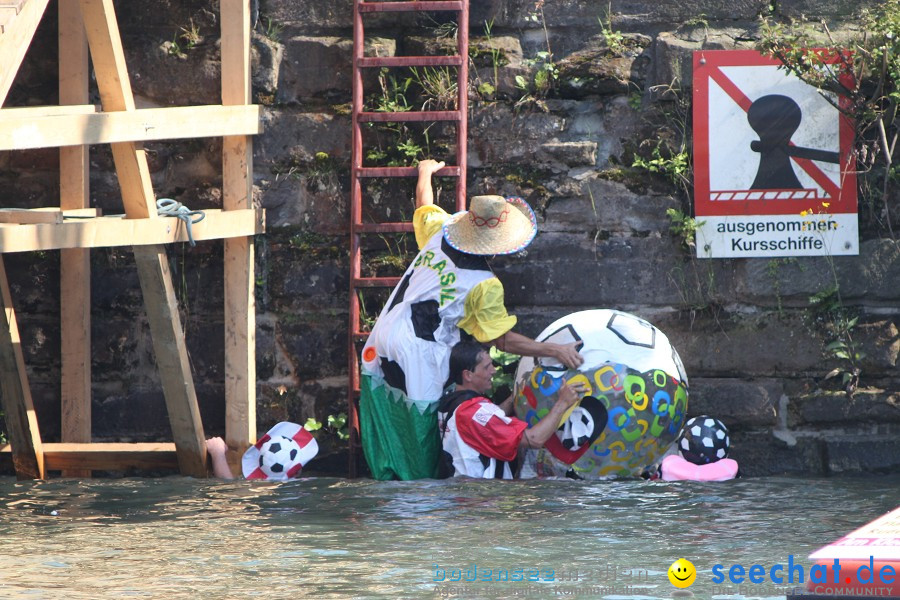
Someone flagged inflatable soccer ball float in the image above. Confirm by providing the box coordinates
[514,309,689,478]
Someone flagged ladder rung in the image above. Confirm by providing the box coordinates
[358,110,461,123]
[352,332,370,342]
[353,276,402,287]
[354,222,414,233]
[358,56,463,68]
[358,1,463,13]
[356,166,461,178]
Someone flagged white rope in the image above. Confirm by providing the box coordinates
[156,198,205,246]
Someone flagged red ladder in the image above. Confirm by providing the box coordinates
[348,0,470,477]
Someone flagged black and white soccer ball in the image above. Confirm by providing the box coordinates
[561,407,594,451]
[258,435,301,477]
[677,416,729,465]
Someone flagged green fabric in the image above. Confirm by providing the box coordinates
[360,375,439,480]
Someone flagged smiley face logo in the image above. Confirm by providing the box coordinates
[667,558,696,588]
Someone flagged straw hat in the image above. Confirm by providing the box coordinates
[442,195,537,256]
[242,421,319,481]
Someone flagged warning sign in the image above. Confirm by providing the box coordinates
[692,50,858,258]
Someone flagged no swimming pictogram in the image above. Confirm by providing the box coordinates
[692,50,859,258]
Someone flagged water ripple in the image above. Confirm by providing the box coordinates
[0,475,897,599]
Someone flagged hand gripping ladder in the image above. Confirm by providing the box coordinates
[347,0,470,476]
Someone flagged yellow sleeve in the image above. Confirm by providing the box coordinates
[458,278,517,343]
[413,205,450,250]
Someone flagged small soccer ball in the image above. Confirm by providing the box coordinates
[258,435,301,478]
[677,416,730,465]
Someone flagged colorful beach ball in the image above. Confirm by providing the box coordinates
[514,309,689,478]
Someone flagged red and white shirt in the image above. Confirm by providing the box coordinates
[441,397,528,479]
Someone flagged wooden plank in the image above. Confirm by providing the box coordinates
[0,208,95,224]
[0,8,16,34]
[0,0,50,106]
[0,257,44,479]
[0,104,262,150]
[224,236,255,465]
[0,209,264,253]
[0,209,62,224]
[0,443,179,471]
[58,0,92,477]
[132,245,207,477]
[0,0,28,12]
[82,0,211,479]
[221,0,255,461]
[60,245,91,478]
[78,0,155,219]
[60,0,91,478]
[221,0,251,107]
[4,104,97,117]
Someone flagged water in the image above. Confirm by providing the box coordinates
[0,475,897,599]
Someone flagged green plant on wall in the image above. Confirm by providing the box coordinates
[633,142,690,191]
[357,290,377,332]
[363,65,460,167]
[512,1,558,111]
[807,286,866,397]
[630,81,693,198]
[665,208,705,251]
[167,18,202,58]
[624,82,725,316]
[304,414,349,441]
[765,257,802,316]
[472,19,504,99]
[598,4,625,56]
[758,0,900,236]
[410,66,457,111]
[260,16,283,42]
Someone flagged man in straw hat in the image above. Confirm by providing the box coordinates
[359,159,584,480]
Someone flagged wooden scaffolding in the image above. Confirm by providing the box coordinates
[0,0,262,478]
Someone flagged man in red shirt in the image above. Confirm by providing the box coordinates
[438,341,585,478]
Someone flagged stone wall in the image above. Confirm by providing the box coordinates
[1,0,898,476]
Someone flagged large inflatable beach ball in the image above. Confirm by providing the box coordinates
[514,309,689,478]
[677,416,729,465]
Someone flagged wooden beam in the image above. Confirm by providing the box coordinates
[0,208,64,224]
[0,0,28,11]
[0,0,50,106]
[0,443,178,471]
[221,0,256,459]
[0,257,44,479]
[224,236,255,464]
[0,209,96,224]
[0,209,264,253]
[0,104,262,150]
[0,208,100,224]
[59,0,92,478]
[0,7,16,34]
[78,0,155,219]
[132,245,208,477]
[79,0,208,475]
[221,0,252,107]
